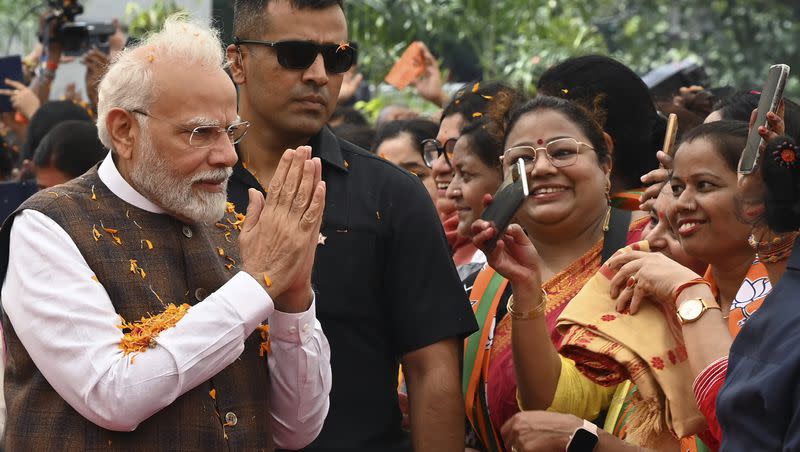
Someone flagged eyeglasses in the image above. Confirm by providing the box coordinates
[131,110,250,148]
[422,138,457,168]
[233,37,358,74]
[501,138,592,173]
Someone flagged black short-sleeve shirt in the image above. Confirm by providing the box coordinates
[228,127,478,451]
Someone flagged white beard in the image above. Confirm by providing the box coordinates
[129,131,232,224]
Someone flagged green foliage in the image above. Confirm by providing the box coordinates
[603,0,800,97]
[346,0,607,92]
[0,0,46,54]
[346,0,800,98]
[126,0,185,38]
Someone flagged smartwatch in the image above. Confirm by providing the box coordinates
[566,419,599,452]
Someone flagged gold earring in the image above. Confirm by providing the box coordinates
[602,180,612,232]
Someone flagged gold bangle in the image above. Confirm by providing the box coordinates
[507,289,547,320]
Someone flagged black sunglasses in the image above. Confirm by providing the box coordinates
[233,37,358,74]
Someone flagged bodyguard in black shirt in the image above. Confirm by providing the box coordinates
[225,1,477,450]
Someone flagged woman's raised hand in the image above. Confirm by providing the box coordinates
[472,219,542,293]
[639,150,674,212]
[606,249,702,315]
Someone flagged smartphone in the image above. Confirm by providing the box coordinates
[662,113,679,157]
[0,55,23,113]
[738,64,790,174]
[479,158,529,254]
[384,42,426,90]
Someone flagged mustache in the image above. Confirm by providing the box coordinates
[190,167,233,184]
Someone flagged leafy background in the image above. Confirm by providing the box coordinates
[1,0,798,103]
[345,0,800,98]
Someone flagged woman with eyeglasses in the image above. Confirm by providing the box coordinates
[429,81,524,274]
[374,119,439,202]
[508,121,768,452]
[441,93,523,451]
[469,95,650,447]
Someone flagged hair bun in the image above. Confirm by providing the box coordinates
[763,135,800,231]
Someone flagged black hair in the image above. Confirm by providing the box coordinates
[441,81,523,126]
[330,106,368,126]
[505,95,611,166]
[675,120,749,173]
[22,100,92,164]
[457,120,504,169]
[457,87,525,168]
[711,91,759,122]
[712,91,800,143]
[233,0,344,38]
[373,119,438,158]
[332,123,375,152]
[33,121,107,179]
[537,55,666,190]
[761,136,800,232]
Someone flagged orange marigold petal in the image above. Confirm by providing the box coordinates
[118,303,190,358]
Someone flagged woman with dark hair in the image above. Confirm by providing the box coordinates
[584,121,773,451]
[467,95,650,447]
[712,117,800,449]
[444,95,519,450]
[500,121,770,452]
[537,55,667,210]
[33,120,107,189]
[429,81,524,268]
[374,118,439,201]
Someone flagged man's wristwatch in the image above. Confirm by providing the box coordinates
[566,419,598,451]
[676,297,721,325]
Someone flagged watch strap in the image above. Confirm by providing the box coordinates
[566,419,599,452]
[676,298,721,325]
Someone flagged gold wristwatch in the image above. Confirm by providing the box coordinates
[676,298,721,325]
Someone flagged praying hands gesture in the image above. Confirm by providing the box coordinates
[240,146,326,312]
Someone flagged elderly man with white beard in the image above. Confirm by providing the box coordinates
[0,16,331,451]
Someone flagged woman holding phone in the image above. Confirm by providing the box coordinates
[470,95,649,443]
[714,130,800,450]
[496,120,772,452]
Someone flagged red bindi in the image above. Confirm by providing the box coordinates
[537,138,544,145]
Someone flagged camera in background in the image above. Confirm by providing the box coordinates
[46,0,115,56]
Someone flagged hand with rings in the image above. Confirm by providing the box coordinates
[0,78,41,119]
[606,248,702,315]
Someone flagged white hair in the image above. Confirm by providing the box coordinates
[96,13,227,149]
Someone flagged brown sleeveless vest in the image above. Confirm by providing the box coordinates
[0,167,274,451]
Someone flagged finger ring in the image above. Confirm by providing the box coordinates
[626,275,637,288]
